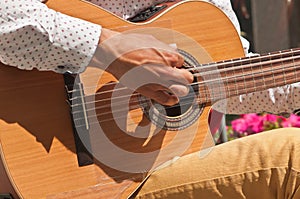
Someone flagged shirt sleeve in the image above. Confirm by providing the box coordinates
[0,0,101,73]
[213,84,300,115]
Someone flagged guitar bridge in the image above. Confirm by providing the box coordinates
[63,73,94,167]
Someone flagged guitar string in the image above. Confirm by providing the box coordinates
[67,49,300,105]
[72,52,298,126]
[76,63,300,129]
[191,56,300,88]
[67,53,300,127]
[75,65,300,127]
[2,50,298,127]
[72,62,300,127]
[68,48,300,95]
[68,52,300,113]
[73,60,297,119]
[70,60,300,123]
[74,69,300,129]
[70,54,300,111]
[189,48,300,72]
[70,56,300,120]
[192,53,300,78]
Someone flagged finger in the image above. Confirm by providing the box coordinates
[160,67,194,85]
[136,85,179,106]
[151,90,179,106]
[169,83,190,97]
[159,50,184,68]
[172,53,185,68]
[175,68,194,84]
[144,82,190,98]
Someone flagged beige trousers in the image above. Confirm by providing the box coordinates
[136,128,300,199]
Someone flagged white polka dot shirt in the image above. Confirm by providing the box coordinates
[0,0,299,114]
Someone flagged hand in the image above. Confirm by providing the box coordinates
[90,28,194,106]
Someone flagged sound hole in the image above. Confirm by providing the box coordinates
[140,49,204,131]
[160,79,199,117]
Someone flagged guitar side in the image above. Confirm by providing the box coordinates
[0,1,245,199]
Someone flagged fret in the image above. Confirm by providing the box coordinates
[196,66,212,104]
[195,75,208,104]
[271,52,286,88]
[280,51,288,86]
[291,49,300,83]
[201,62,214,103]
[222,60,233,97]
[195,48,300,103]
[223,61,230,100]
[240,57,248,97]
[292,49,297,85]
[197,89,208,105]
[227,60,238,98]
[214,62,222,100]
[201,61,227,103]
[269,52,277,89]
[259,52,274,90]
[236,57,254,95]
[217,68,227,102]
[248,57,256,93]
[209,75,216,102]
[296,50,300,82]
[285,53,298,83]
[214,64,225,102]
[212,62,219,102]
[258,55,267,91]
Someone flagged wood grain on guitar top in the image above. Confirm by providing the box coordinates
[0,1,244,198]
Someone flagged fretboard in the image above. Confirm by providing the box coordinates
[195,48,300,103]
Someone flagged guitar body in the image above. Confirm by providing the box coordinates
[0,1,244,198]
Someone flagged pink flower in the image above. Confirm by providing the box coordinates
[242,114,260,123]
[263,114,278,123]
[251,119,264,133]
[242,114,264,133]
[228,113,300,140]
[231,114,265,134]
[282,114,300,127]
[229,113,300,139]
[232,118,248,133]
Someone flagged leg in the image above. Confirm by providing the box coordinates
[136,128,300,199]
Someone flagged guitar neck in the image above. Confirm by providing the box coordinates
[197,48,300,103]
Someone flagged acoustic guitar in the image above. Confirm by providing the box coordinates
[0,0,299,198]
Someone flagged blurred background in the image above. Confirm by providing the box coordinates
[231,0,300,53]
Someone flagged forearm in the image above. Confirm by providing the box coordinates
[0,0,101,73]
